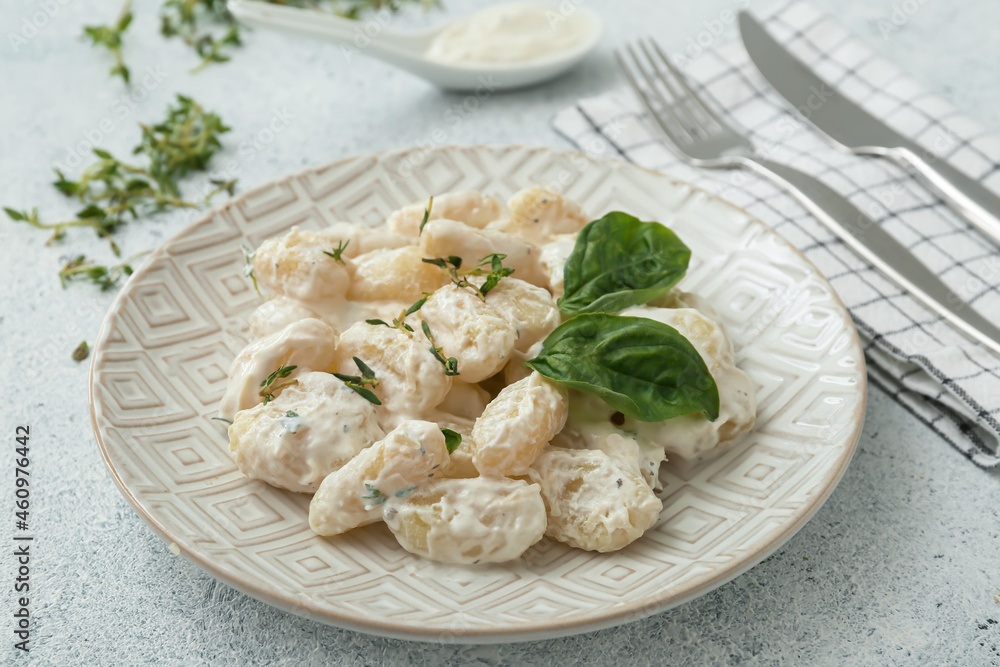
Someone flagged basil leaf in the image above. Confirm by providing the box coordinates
[525,313,719,422]
[558,211,691,314]
[441,428,462,454]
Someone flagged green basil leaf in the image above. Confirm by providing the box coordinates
[525,313,719,422]
[440,428,462,454]
[557,211,691,314]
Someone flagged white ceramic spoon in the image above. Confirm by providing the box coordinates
[227,1,603,91]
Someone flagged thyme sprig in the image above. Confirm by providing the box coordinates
[6,95,234,293]
[84,0,133,84]
[3,207,121,255]
[332,356,382,405]
[366,316,413,333]
[161,0,239,72]
[259,364,298,404]
[421,321,459,376]
[477,253,515,297]
[421,253,514,301]
[58,252,149,290]
[366,293,430,333]
[241,244,262,297]
[323,239,350,264]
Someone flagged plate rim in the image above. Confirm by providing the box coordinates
[89,143,867,643]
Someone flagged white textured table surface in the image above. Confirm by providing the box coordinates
[2,0,1000,665]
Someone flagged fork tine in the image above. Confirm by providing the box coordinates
[647,39,733,134]
[634,40,705,136]
[615,45,693,148]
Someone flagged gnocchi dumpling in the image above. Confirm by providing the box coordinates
[248,296,320,340]
[251,226,350,302]
[309,420,449,536]
[419,284,517,383]
[538,234,577,298]
[383,477,546,564]
[528,447,662,552]
[335,321,452,426]
[505,187,589,243]
[471,372,568,477]
[619,305,757,460]
[484,277,560,353]
[387,190,502,239]
[219,318,337,420]
[347,245,444,302]
[228,372,383,493]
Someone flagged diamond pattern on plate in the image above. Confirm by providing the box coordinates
[91,145,865,642]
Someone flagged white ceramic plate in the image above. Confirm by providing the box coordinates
[90,145,866,643]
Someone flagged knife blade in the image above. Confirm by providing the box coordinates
[739,11,1000,248]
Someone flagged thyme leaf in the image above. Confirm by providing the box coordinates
[331,356,382,405]
[418,196,434,235]
[72,341,90,362]
[362,482,387,506]
[404,294,429,316]
[241,244,261,297]
[421,321,459,376]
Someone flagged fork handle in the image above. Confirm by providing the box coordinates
[737,155,1000,356]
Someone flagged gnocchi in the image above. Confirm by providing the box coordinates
[471,372,567,478]
[505,186,589,243]
[528,447,662,552]
[387,190,502,239]
[418,284,517,383]
[383,477,546,564]
[219,318,337,420]
[228,371,383,493]
[252,226,350,302]
[309,420,449,536]
[335,321,452,428]
[219,187,758,565]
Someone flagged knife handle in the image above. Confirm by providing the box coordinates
[735,155,1000,357]
[891,146,1000,247]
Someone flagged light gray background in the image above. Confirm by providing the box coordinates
[2,0,999,665]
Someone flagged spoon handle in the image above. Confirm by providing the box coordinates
[227,1,429,52]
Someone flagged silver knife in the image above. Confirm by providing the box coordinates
[739,11,1000,248]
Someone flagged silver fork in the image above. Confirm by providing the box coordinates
[615,39,1000,357]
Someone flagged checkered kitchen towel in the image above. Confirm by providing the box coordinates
[553,0,1000,466]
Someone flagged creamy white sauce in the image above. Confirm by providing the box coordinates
[425,3,593,65]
